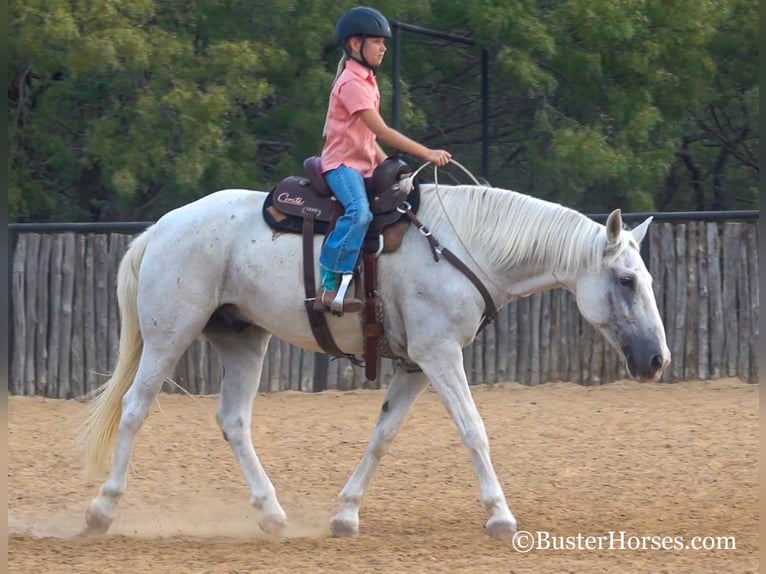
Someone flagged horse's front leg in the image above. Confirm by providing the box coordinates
[414,342,517,540]
[331,368,429,537]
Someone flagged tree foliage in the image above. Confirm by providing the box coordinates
[9,0,758,222]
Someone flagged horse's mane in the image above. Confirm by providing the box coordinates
[416,184,632,274]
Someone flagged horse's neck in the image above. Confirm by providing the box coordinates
[497,265,573,302]
[490,228,587,301]
[415,184,603,305]
[496,218,590,299]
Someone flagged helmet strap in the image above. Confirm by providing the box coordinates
[344,36,377,73]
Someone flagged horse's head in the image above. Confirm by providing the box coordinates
[574,209,670,382]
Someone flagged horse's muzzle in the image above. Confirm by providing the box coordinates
[624,346,671,382]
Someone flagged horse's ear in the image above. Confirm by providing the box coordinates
[630,216,653,245]
[606,209,622,244]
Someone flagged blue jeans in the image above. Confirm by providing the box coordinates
[319,165,373,274]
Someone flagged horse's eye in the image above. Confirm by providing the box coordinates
[619,275,636,289]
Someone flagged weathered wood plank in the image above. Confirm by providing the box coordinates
[736,228,750,380]
[472,328,485,385]
[567,293,581,383]
[706,224,724,378]
[517,298,530,384]
[299,350,315,392]
[58,234,77,398]
[70,236,87,398]
[46,235,64,398]
[684,222,698,381]
[590,325,604,385]
[549,290,562,382]
[336,359,354,391]
[483,312,497,384]
[326,355,339,390]
[696,223,710,380]
[197,340,210,395]
[579,319,593,385]
[658,223,676,382]
[540,291,551,383]
[507,303,518,382]
[94,234,110,388]
[172,342,186,394]
[11,235,28,394]
[23,234,41,396]
[208,343,222,394]
[671,224,687,381]
[721,224,739,376]
[268,338,281,391]
[495,297,509,381]
[529,294,542,385]
[280,340,292,391]
[745,225,759,383]
[289,343,303,391]
[83,236,98,394]
[558,292,571,382]
[35,235,52,396]
[187,341,200,394]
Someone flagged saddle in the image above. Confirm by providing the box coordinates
[264,156,419,250]
[263,156,420,381]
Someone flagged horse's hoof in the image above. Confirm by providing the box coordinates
[486,518,516,541]
[330,515,359,538]
[82,507,112,537]
[258,513,287,535]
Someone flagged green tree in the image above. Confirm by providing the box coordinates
[8,0,758,222]
[10,0,286,220]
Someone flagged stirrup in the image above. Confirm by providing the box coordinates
[331,274,354,314]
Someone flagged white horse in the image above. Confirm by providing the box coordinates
[79,182,670,540]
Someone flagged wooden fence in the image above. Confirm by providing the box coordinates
[9,221,759,397]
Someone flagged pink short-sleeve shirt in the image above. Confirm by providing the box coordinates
[321,59,380,178]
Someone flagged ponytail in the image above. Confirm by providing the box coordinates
[331,53,348,86]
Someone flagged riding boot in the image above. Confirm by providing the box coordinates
[314,271,364,314]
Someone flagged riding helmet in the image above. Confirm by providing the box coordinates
[335,6,392,44]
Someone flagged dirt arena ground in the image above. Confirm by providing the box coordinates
[8,378,758,573]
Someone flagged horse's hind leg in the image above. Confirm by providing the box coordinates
[206,325,287,535]
[331,368,429,537]
[84,344,186,535]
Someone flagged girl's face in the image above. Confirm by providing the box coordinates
[350,36,387,66]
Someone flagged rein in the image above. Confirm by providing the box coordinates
[395,200,498,334]
[397,161,500,333]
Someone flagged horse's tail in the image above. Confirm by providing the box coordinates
[79,227,153,475]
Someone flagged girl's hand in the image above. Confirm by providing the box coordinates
[426,149,452,166]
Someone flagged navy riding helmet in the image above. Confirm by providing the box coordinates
[335,6,392,68]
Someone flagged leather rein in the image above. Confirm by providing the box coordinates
[397,202,498,333]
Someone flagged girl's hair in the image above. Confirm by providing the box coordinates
[322,54,348,137]
[331,53,348,85]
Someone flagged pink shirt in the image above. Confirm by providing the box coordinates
[321,59,380,178]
